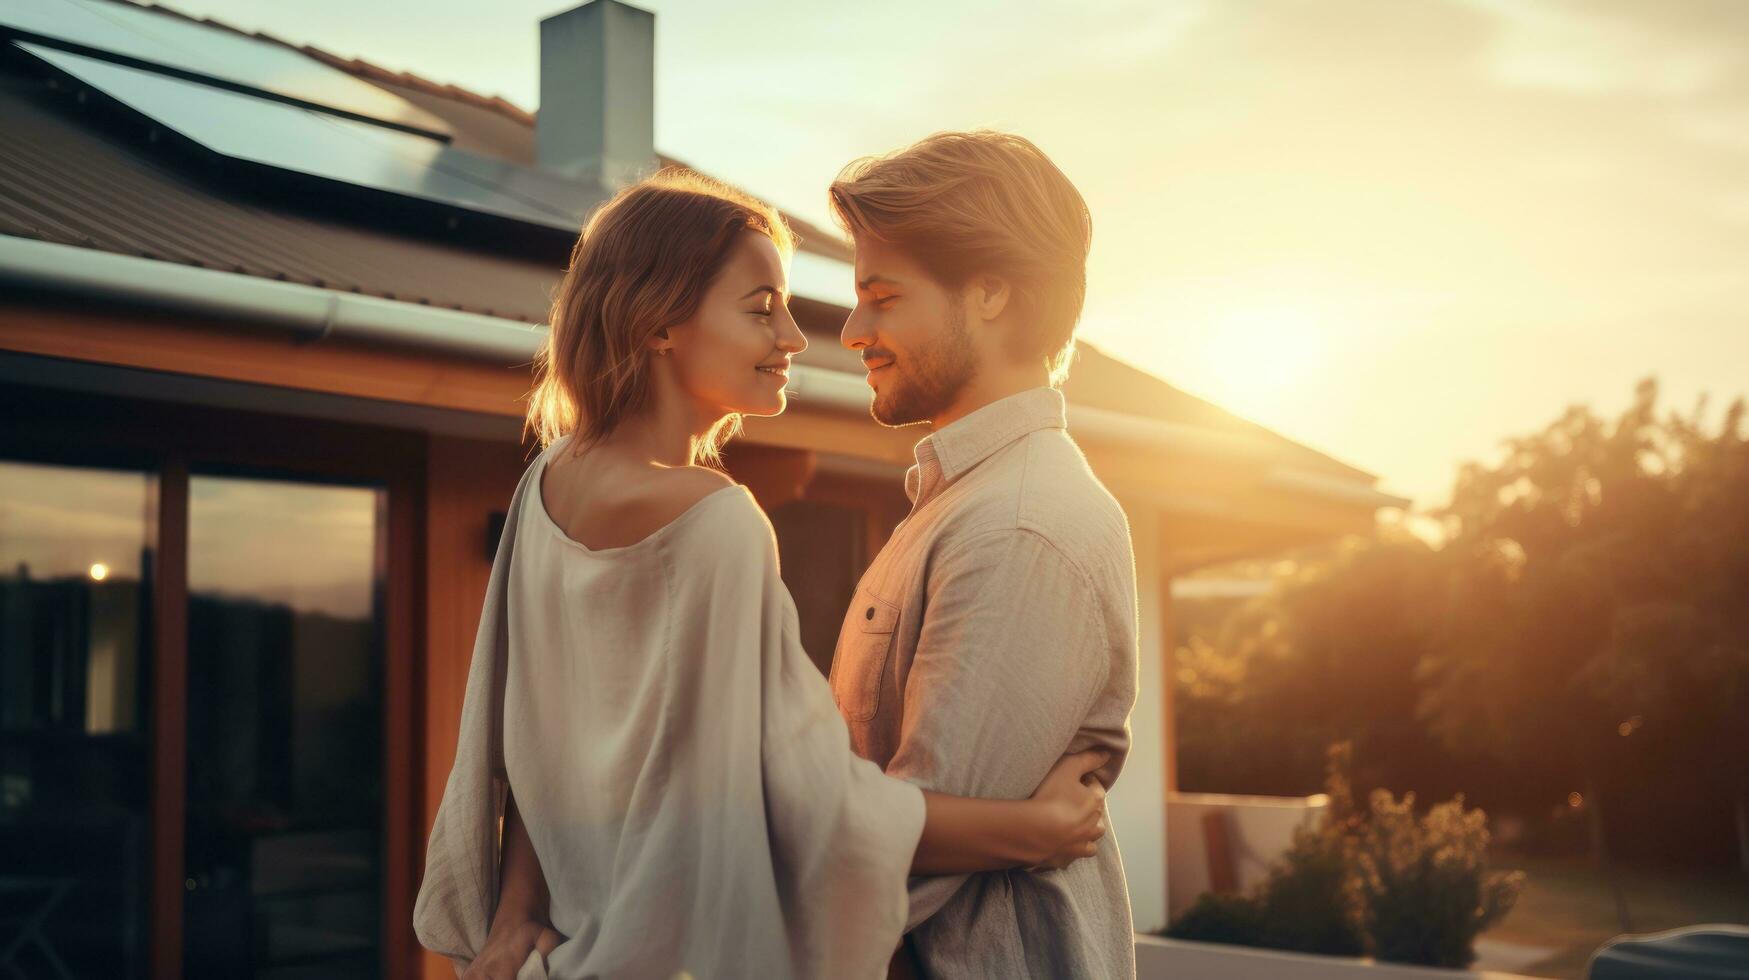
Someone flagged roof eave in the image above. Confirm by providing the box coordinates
[0,234,1406,514]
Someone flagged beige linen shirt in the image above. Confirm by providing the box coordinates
[829,385,1140,979]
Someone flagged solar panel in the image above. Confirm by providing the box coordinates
[18,42,602,233]
[0,0,449,138]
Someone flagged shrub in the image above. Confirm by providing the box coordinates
[1164,745,1365,956]
[1162,891,1267,947]
[1258,816,1368,956]
[1163,823,1367,957]
[1355,789,1526,968]
[1161,743,1526,968]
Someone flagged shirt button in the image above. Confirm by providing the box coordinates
[865,607,875,620]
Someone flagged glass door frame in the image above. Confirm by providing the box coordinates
[2,381,425,980]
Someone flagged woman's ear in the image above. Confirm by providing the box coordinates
[969,275,1012,323]
[645,327,673,356]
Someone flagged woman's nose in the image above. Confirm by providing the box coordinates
[778,311,808,353]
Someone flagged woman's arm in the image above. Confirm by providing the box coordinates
[459,789,564,980]
[910,749,1109,874]
[495,789,551,938]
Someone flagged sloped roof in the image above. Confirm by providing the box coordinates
[1060,345,1371,481]
[86,0,856,262]
[0,75,560,321]
[0,0,1376,483]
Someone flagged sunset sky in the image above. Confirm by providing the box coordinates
[166,0,1749,511]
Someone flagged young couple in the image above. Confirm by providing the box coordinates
[413,131,1140,980]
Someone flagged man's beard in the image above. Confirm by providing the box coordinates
[871,303,976,427]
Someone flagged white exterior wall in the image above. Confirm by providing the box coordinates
[1166,792,1329,918]
[1108,497,1168,933]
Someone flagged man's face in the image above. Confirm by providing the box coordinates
[840,237,977,427]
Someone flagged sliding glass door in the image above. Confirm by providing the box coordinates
[1,417,407,980]
[0,459,155,979]
[181,474,386,979]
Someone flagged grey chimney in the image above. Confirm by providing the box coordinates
[537,0,657,189]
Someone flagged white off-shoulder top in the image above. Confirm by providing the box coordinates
[413,433,925,980]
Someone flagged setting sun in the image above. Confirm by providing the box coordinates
[1198,306,1324,410]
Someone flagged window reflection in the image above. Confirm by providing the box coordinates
[183,475,384,980]
[0,459,154,979]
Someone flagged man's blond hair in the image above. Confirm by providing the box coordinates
[829,131,1092,383]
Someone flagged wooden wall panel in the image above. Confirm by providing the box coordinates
[0,304,530,419]
[418,435,529,979]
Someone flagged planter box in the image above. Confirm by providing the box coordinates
[1166,791,1329,919]
[1136,935,1539,980]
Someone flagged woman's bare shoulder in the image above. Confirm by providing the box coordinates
[649,467,774,553]
[541,453,744,550]
[643,465,738,514]
[629,466,757,541]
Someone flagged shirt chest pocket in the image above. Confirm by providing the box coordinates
[832,587,900,723]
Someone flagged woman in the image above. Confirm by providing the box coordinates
[413,170,1110,980]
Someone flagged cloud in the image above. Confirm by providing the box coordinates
[1466,0,1747,98]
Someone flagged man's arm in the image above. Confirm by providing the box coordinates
[887,527,1122,927]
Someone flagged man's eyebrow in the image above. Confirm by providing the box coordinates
[857,275,901,291]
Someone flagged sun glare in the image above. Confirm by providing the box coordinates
[1202,307,1324,403]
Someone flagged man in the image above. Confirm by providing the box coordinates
[827,131,1140,979]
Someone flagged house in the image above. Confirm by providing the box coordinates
[0,1,1406,976]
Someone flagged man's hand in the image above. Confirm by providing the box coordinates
[460,918,566,980]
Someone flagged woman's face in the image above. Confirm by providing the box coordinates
[660,231,807,419]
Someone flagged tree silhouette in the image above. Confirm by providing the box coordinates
[1175,378,1749,896]
[1419,379,1749,903]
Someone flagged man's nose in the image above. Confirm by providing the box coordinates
[841,305,874,351]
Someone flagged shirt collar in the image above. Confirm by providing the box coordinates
[903,386,1068,505]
